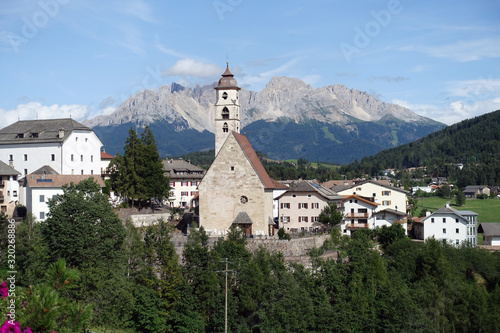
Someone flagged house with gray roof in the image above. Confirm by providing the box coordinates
[464,185,491,198]
[0,118,103,177]
[162,159,206,208]
[276,180,344,233]
[478,223,500,246]
[413,203,478,246]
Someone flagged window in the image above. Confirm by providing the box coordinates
[240,196,248,204]
[181,191,188,196]
[71,169,74,175]
[311,203,319,209]
[382,200,391,206]
[91,155,93,162]
[312,216,319,222]
[24,169,27,175]
[51,154,55,161]
[81,155,83,162]
[281,216,290,223]
[231,166,234,171]
[40,212,45,220]
[431,218,435,223]
[85,138,88,142]
[13,191,17,197]
[456,218,459,223]
[169,191,174,197]
[222,107,229,119]
[442,218,446,223]
[443,228,446,234]
[456,239,460,245]
[307,194,312,198]
[356,187,362,191]
[292,194,296,198]
[190,191,197,196]
[373,193,376,197]
[39,195,45,202]
[298,203,308,209]
[24,154,27,161]
[91,170,93,175]
[222,92,228,100]
[299,216,308,222]
[52,195,57,199]
[71,154,74,161]
[382,190,391,196]
[456,228,459,234]
[223,122,228,133]
[280,203,290,209]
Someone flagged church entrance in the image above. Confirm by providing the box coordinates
[239,224,252,237]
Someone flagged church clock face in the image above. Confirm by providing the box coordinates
[240,196,248,204]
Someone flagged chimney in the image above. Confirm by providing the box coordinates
[58,128,64,139]
[446,201,450,208]
[8,161,13,168]
[426,211,431,217]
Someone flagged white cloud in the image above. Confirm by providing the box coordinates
[119,0,157,23]
[0,102,91,127]
[162,58,223,78]
[446,76,500,98]
[392,98,500,125]
[403,38,500,62]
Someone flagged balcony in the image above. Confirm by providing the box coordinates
[394,218,407,224]
[345,223,369,230]
[345,212,369,218]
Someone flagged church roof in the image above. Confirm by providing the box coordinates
[233,211,253,225]
[0,118,93,145]
[233,132,284,189]
[215,64,240,91]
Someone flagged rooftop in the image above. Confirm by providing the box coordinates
[0,118,92,145]
[26,174,105,188]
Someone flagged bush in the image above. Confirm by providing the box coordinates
[277,228,291,240]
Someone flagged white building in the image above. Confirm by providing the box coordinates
[340,195,379,236]
[413,204,478,246]
[335,180,409,214]
[0,160,21,218]
[25,174,105,221]
[163,159,205,208]
[100,149,114,178]
[0,118,103,177]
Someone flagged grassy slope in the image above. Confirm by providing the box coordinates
[415,197,500,223]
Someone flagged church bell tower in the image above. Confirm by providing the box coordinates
[214,62,240,156]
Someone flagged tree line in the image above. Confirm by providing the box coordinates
[2,186,500,332]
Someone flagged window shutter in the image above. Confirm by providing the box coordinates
[305,203,308,209]
[281,203,283,209]
[305,216,308,222]
[298,203,301,209]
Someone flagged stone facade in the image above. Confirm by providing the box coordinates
[199,132,274,236]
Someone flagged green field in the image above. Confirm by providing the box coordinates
[415,196,500,223]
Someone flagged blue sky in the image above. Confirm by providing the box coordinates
[1,0,499,127]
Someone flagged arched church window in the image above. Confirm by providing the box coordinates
[222,92,228,100]
[223,123,228,133]
[222,107,229,119]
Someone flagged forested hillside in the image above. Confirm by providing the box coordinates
[340,110,500,186]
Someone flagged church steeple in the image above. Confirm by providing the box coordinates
[214,63,240,155]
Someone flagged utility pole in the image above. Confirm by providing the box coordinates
[217,258,234,333]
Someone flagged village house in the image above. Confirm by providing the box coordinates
[100,149,114,179]
[162,159,205,208]
[198,64,287,237]
[332,179,409,214]
[24,173,104,221]
[276,180,343,233]
[0,118,103,177]
[0,160,21,218]
[463,185,491,198]
[412,204,478,246]
[478,223,500,246]
[340,194,378,236]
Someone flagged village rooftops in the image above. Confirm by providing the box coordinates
[25,174,105,188]
[278,180,343,200]
[162,159,206,179]
[0,160,20,176]
[0,118,92,145]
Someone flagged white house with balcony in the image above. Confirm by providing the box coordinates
[0,160,21,218]
[335,180,409,214]
[413,204,478,246]
[0,118,103,177]
[340,195,379,236]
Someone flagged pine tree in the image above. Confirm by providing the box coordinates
[141,125,170,203]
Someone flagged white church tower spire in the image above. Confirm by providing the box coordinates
[214,62,240,156]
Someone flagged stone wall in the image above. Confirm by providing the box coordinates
[245,234,330,257]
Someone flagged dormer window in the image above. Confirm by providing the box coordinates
[31,132,39,138]
[223,123,228,133]
[17,133,24,138]
[222,92,228,100]
[222,107,229,119]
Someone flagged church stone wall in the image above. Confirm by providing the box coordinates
[199,134,273,236]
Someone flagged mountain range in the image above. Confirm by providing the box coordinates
[85,76,445,164]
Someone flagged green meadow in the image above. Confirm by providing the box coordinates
[415,196,500,223]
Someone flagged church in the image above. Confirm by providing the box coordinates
[198,64,286,236]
